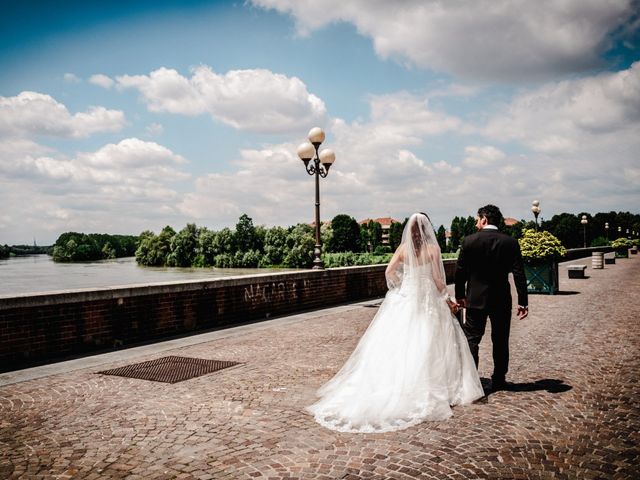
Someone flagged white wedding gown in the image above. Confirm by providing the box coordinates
[307,263,484,433]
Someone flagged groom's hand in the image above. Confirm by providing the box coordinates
[456,298,466,309]
[517,305,529,319]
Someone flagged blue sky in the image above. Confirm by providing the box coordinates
[1,0,639,244]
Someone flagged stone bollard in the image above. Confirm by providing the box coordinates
[592,251,604,269]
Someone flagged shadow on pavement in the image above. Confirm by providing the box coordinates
[487,378,573,396]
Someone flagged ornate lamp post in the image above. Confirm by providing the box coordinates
[531,200,541,231]
[581,215,588,248]
[618,226,622,236]
[297,127,336,270]
[605,222,609,240]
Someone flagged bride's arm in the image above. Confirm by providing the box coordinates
[427,245,447,294]
[428,245,458,314]
[385,244,404,289]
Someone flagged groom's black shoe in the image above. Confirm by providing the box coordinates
[491,377,510,392]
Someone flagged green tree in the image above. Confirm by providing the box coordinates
[254,224,267,253]
[359,221,381,253]
[213,253,235,268]
[213,227,235,254]
[53,232,138,263]
[464,216,476,237]
[505,220,525,239]
[153,228,174,265]
[436,225,447,252]
[328,214,361,252]
[388,220,404,251]
[590,236,609,247]
[135,226,175,266]
[359,222,370,252]
[52,232,100,262]
[328,214,360,252]
[284,223,315,268]
[449,217,462,252]
[320,222,333,251]
[193,227,217,267]
[234,214,257,252]
[367,220,383,252]
[239,249,261,267]
[167,223,198,267]
[542,213,581,249]
[101,241,116,259]
[0,244,10,259]
[263,226,288,266]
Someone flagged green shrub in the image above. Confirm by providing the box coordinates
[611,237,632,248]
[373,245,391,254]
[518,229,567,261]
[213,253,235,268]
[590,236,609,247]
[322,252,393,268]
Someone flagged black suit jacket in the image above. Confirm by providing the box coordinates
[455,228,528,310]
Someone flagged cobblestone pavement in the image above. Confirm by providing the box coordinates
[1,257,639,479]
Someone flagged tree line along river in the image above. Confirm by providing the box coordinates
[0,255,295,297]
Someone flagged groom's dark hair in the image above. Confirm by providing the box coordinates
[477,204,503,226]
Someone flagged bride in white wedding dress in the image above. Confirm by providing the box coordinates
[307,213,484,433]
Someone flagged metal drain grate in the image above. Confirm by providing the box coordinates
[99,356,241,384]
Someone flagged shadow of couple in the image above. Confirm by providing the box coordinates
[480,378,573,396]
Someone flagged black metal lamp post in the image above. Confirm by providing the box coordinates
[605,222,609,240]
[581,215,588,248]
[297,127,336,270]
[531,200,541,231]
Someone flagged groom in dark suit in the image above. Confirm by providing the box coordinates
[455,204,528,391]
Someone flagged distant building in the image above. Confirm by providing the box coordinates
[504,217,519,227]
[358,217,397,245]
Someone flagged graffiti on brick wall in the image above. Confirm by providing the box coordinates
[243,279,311,306]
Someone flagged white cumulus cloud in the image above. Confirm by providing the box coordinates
[1,138,188,195]
[145,122,164,137]
[463,146,506,167]
[176,92,480,229]
[251,0,635,82]
[0,138,192,243]
[472,62,640,216]
[0,91,126,139]
[115,65,327,133]
[484,61,640,154]
[89,73,115,89]
[63,73,81,83]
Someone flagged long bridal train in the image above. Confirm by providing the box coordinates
[306,214,484,433]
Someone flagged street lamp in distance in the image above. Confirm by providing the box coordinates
[605,222,609,240]
[297,127,336,270]
[531,200,541,231]
[581,215,588,248]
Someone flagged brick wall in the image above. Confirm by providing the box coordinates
[0,261,458,372]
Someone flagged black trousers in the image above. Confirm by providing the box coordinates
[463,306,512,381]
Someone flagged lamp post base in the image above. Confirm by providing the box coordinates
[312,245,324,270]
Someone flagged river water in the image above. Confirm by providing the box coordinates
[0,255,296,297]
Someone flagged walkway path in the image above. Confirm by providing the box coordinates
[1,256,638,479]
